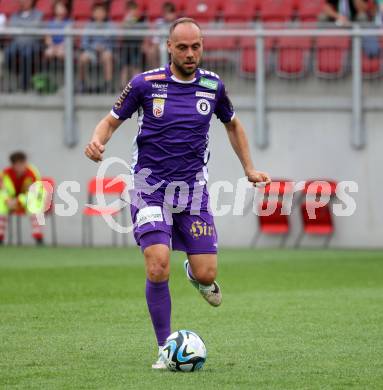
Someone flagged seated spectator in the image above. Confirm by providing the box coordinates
[0,152,45,246]
[319,0,369,25]
[79,3,114,93]
[375,0,383,24]
[44,1,71,61]
[3,0,43,91]
[142,1,177,69]
[120,0,145,87]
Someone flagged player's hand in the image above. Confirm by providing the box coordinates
[85,140,105,162]
[246,169,271,188]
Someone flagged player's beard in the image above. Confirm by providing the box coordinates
[173,58,199,77]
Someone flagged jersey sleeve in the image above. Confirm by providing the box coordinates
[110,75,144,121]
[214,81,235,124]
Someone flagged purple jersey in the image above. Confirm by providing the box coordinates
[111,64,235,185]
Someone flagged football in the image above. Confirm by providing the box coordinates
[160,330,207,372]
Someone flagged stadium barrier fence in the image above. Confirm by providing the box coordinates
[0,23,382,149]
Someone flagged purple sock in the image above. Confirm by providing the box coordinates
[145,279,171,347]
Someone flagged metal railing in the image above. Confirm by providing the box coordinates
[1,23,382,149]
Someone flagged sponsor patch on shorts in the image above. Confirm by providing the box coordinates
[137,206,163,227]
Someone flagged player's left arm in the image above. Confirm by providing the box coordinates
[224,116,271,186]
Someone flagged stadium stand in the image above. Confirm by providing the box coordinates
[184,0,221,23]
[296,0,325,22]
[72,0,94,21]
[145,0,184,21]
[239,37,274,76]
[222,0,258,23]
[82,177,127,246]
[315,36,351,78]
[36,0,54,20]
[259,0,295,22]
[0,0,20,17]
[275,36,313,79]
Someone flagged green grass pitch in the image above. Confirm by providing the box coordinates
[1,247,383,389]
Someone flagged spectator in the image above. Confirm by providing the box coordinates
[142,1,177,69]
[79,3,114,93]
[4,0,43,91]
[0,152,45,246]
[319,0,369,25]
[44,1,71,61]
[120,0,145,87]
[375,0,383,24]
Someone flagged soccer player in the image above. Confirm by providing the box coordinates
[85,18,270,369]
[0,151,44,245]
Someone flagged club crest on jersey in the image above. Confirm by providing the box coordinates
[196,98,211,115]
[153,98,165,118]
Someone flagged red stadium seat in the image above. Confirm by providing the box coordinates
[304,179,337,197]
[259,0,295,22]
[110,0,146,20]
[222,0,257,23]
[296,0,325,21]
[275,36,313,79]
[0,0,20,17]
[82,177,127,246]
[239,37,274,77]
[298,201,334,242]
[254,200,289,246]
[203,36,237,51]
[146,0,184,21]
[36,0,54,20]
[295,179,337,247]
[315,36,350,79]
[109,0,126,21]
[362,38,383,79]
[72,0,94,21]
[184,0,220,23]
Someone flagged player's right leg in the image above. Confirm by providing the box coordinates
[142,235,171,369]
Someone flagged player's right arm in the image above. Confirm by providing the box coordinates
[85,114,122,162]
[85,74,144,163]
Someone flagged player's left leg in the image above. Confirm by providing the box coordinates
[172,212,222,306]
[185,254,222,307]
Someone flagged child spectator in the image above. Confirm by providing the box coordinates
[120,0,145,87]
[142,1,177,69]
[78,3,114,93]
[44,1,71,61]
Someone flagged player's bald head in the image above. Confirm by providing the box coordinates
[169,18,202,41]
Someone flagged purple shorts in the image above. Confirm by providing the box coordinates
[129,186,218,255]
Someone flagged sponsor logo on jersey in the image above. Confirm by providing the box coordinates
[145,73,166,81]
[137,206,163,227]
[196,98,211,115]
[151,93,167,98]
[114,82,132,110]
[199,77,218,90]
[152,82,168,94]
[190,221,215,239]
[153,98,165,118]
[196,91,215,100]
